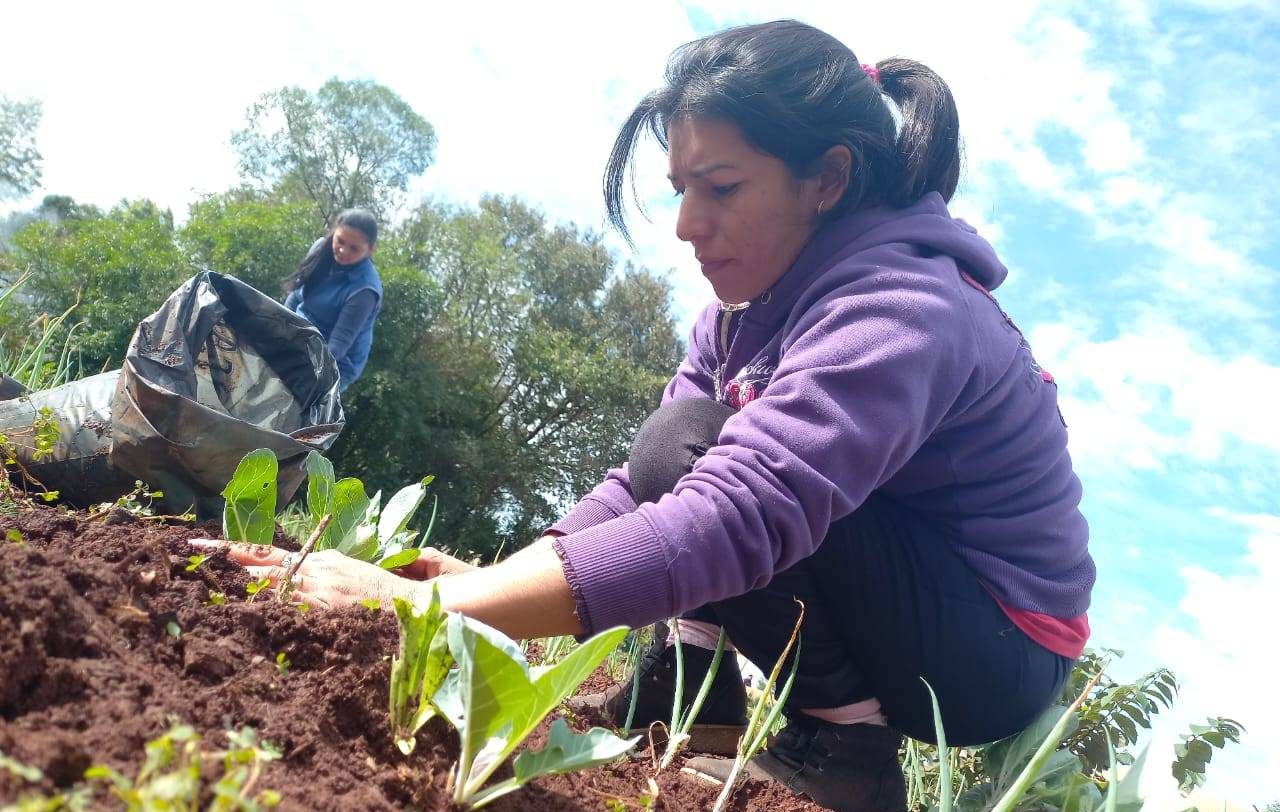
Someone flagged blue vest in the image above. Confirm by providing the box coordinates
[293,256,383,386]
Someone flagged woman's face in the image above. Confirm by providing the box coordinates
[667,117,824,304]
[331,225,373,266]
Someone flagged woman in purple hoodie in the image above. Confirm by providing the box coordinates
[206,19,1094,811]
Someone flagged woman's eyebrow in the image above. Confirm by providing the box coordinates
[667,162,737,181]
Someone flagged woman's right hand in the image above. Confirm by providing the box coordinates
[393,547,478,580]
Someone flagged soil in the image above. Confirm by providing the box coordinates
[0,504,823,811]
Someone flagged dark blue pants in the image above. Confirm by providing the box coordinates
[628,398,1073,746]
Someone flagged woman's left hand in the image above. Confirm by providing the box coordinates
[188,539,420,609]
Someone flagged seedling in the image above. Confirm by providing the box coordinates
[304,450,437,569]
[275,652,291,676]
[6,528,23,544]
[359,598,381,611]
[657,625,727,770]
[388,589,639,808]
[185,554,211,572]
[165,621,182,638]
[436,616,637,808]
[206,591,228,606]
[222,449,278,544]
[86,723,281,811]
[711,600,804,812]
[245,577,271,602]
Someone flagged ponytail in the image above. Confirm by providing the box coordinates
[282,233,333,296]
[874,58,962,204]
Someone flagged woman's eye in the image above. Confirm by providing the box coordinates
[712,183,740,197]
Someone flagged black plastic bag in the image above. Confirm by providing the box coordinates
[109,271,345,516]
[0,271,345,516]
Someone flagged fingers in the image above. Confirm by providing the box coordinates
[191,538,287,566]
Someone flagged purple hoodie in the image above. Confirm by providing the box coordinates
[552,193,1094,635]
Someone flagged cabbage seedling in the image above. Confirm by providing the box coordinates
[221,449,278,544]
[389,588,453,754]
[435,616,638,808]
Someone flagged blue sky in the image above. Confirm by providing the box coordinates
[3,0,1277,804]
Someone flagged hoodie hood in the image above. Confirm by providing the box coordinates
[740,192,1009,331]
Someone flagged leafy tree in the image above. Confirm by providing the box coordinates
[0,96,42,199]
[3,199,191,371]
[330,196,683,555]
[180,193,319,297]
[231,78,436,222]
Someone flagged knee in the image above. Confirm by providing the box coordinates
[628,398,737,506]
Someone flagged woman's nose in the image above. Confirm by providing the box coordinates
[675,194,712,243]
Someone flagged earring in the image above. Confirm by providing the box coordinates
[817,199,827,216]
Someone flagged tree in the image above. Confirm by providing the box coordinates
[0,96,42,199]
[329,196,683,555]
[231,78,436,222]
[4,199,191,371]
[180,193,320,297]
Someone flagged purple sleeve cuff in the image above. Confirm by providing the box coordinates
[552,511,673,635]
[549,496,625,536]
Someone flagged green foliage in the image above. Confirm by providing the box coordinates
[2,199,191,370]
[389,588,453,755]
[902,650,1241,812]
[0,96,42,198]
[185,554,210,572]
[244,577,271,601]
[180,195,319,297]
[0,272,83,391]
[301,449,436,567]
[1171,717,1243,795]
[435,617,635,808]
[231,77,436,221]
[84,723,281,811]
[221,449,278,544]
[330,197,682,557]
[388,590,636,807]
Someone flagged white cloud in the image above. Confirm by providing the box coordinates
[1141,511,1280,807]
[1030,316,1280,476]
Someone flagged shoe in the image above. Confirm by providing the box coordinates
[568,628,748,755]
[682,715,907,812]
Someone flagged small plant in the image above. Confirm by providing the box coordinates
[88,481,189,523]
[303,450,437,569]
[359,598,381,611]
[657,624,727,770]
[206,590,228,606]
[185,554,211,572]
[85,723,281,811]
[274,652,291,676]
[244,577,271,602]
[222,449,278,544]
[6,527,23,544]
[388,588,638,808]
[711,601,803,812]
[165,621,182,638]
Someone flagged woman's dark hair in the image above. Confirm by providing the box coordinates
[282,208,379,294]
[604,20,960,242]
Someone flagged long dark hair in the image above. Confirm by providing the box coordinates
[604,20,961,242]
[282,208,379,294]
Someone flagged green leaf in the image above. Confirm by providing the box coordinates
[513,718,638,782]
[220,448,278,544]
[305,450,335,528]
[379,480,429,544]
[447,616,628,802]
[389,588,453,755]
[322,477,369,553]
[379,548,420,570]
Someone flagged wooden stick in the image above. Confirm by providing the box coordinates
[277,514,331,603]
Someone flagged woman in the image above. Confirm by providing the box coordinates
[283,208,383,392]
[204,21,1093,811]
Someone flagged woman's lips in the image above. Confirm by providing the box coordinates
[700,258,732,275]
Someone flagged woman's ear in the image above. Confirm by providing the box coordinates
[818,144,853,206]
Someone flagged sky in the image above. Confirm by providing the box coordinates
[3,0,1278,804]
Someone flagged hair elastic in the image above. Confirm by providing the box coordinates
[861,62,881,84]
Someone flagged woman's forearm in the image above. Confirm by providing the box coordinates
[424,545,583,639]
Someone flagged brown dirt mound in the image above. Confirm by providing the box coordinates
[0,505,822,811]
